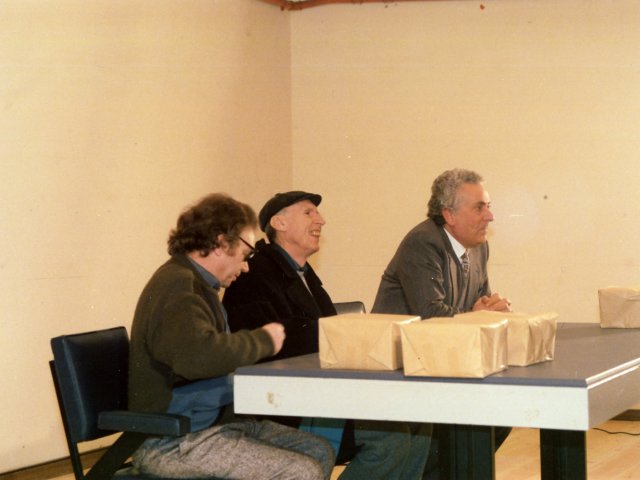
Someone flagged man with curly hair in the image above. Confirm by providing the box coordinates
[128,193,335,480]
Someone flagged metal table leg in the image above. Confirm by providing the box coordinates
[540,429,587,480]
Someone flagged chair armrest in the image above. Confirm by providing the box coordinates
[98,410,191,436]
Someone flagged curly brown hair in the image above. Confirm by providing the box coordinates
[167,193,257,256]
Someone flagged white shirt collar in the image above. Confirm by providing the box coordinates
[443,228,467,260]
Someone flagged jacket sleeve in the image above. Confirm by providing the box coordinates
[223,260,329,359]
[145,275,274,381]
[477,243,491,299]
[223,271,283,332]
[393,229,460,319]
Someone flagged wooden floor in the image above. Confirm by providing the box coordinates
[493,420,640,479]
[332,420,640,479]
[40,420,640,480]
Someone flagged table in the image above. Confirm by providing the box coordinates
[234,323,640,479]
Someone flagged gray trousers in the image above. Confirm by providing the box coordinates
[339,420,432,480]
[133,418,335,480]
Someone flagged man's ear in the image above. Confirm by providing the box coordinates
[214,234,229,255]
[442,208,455,226]
[270,214,287,232]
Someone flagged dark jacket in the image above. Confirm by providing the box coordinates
[372,219,491,318]
[223,241,358,461]
[223,239,336,361]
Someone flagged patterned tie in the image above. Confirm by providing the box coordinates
[461,251,470,278]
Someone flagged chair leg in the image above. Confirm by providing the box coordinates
[50,361,86,480]
[85,432,148,480]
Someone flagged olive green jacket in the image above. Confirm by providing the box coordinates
[128,254,274,413]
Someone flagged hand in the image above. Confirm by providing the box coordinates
[262,322,286,354]
[473,293,512,312]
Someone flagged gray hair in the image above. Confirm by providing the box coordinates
[427,169,483,225]
[264,206,288,242]
[265,222,277,242]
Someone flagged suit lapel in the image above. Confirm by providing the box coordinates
[465,248,480,304]
[285,277,322,318]
[174,255,227,332]
[438,227,466,311]
[264,244,323,319]
[202,286,227,331]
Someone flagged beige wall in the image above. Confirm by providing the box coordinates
[3,0,640,473]
[292,1,640,322]
[0,0,290,472]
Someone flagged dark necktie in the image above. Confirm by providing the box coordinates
[461,251,470,278]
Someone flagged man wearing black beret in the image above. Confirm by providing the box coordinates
[223,191,333,362]
[223,191,430,480]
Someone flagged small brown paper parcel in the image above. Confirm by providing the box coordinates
[400,317,508,378]
[599,287,640,328]
[319,313,420,370]
[455,311,558,366]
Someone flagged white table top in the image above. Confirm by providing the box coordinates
[234,323,640,431]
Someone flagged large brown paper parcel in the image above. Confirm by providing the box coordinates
[599,287,640,328]
[400,317,508,378]
[319,313,420,370]
[455,311,558,366]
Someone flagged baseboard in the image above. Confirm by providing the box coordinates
[612,409,640,421]
[0,449,105,480]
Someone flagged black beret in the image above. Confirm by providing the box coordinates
[259,191,322,231]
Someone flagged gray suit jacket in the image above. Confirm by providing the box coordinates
[372,219,491,318]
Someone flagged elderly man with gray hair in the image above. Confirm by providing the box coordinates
[371,168,512,478]
[223,190,432,480]
[372,167,511,317]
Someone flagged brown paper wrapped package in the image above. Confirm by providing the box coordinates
[319,313,420,370]
[400,317,508,378]
[599,287,640,328]
[455,311,558,366]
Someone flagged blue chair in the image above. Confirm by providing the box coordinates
[49,326,205,480]
[333,301,366,315]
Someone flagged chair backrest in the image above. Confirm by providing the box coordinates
[333,301,366,315]
[50,326,130,443]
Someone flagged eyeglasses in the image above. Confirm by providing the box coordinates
[237,236,256,261]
